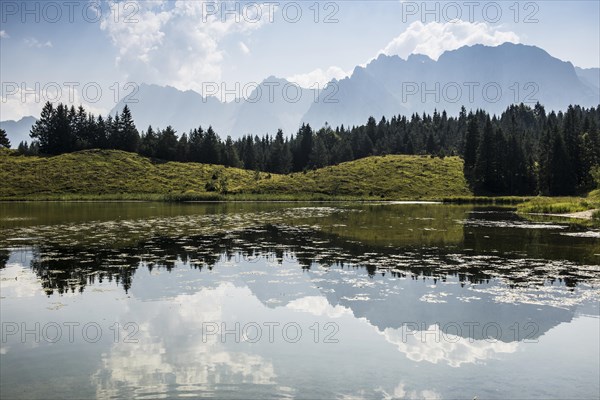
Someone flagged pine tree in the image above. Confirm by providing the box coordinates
[241,135,257,170]
[308,136,329,169]
[426,133,436,154]
[332,138,354,164]
[549,131,576,195]
[73,105,89,150]
[140,126,158,158]
[0,128,10,148]
[17,141,29,154]
[474,118,496,194]
[54,103,76,154]
[188,127,205,163]
[116,105,140,153]
[200,127,222,165]
[176,133,189,162]
[293,124,313,171]
[156,126,178,161]
[30,102,54,154]
[223,136,242,168]
[463,114,479,179]
[268,129,292,173]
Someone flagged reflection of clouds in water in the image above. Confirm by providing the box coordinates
[92,283,280,399]
[286,296,352,318]
[469,284,600,309]
[0,264,43,298]
[378,382,441,400]
[381,325,517,368]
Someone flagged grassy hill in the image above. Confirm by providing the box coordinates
[0,150,472,200]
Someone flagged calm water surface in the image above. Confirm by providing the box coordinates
[0,202,599,399]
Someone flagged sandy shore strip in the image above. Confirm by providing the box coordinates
[529,209,599,220]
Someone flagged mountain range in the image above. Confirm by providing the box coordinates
[2,43,599,146]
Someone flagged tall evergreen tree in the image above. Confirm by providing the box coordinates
[223,136,242,168]
[30,102,54,154]
[140,126,158,158]
[115,105,140,152]
[176,133,190,162]
[0,128,10,148]
[474,118,497,194]
[463,113,480,183]
[268,129,292,173]
[200,127,222,165]
[308,136,330,169]
[548,130,576,195]
[156,126,178,161]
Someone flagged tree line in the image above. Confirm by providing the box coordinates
[18,101,600,196]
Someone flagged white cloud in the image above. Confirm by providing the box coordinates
[381,324,518,368]
[100,1,274,94]
[91,283,279,397]
[1,86,107,121]
[379,382,441,400]
[286,295,352,318]
[381,20,519,60]
[0,30,8,39]
[287,66,350,88]
[24,38,53,48]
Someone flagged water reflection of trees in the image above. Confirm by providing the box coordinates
[3,224,593,295]
[0,249,8,269]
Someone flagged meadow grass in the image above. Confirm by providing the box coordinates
[0,150,472,201]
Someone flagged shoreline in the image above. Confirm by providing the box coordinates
[528,209,599,220]
[0,195,527,204]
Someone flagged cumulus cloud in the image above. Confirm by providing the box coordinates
[287,66,350,88]
[1,86,107,121]
[24,38,53,48]
[286,295,352,318]
[381,324,518,368]
[92,283,279,397]
[100,0,274,94]
[382,20,520,60]
[0,30,8,39]
[379,382,441,400]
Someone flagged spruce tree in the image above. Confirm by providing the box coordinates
[30,102,54,154]
[0,128,10,148]
[474,118,496,194]
[223,136,242,168]
[549,131,576,195]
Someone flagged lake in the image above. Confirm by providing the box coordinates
[1,202,599,399]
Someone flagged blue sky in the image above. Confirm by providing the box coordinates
[1,0,599,120]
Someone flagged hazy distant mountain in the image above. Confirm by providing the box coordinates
[229,76,315,137]
[304,43,600,128]
[112,77,314,138]
[112,84,235,136]
[110,43,599,139]
[576,67,600,91]
[0,116,36,148]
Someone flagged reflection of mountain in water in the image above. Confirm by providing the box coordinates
[3,220,598,343]
[6,222,597,296]
[306,266,580,342]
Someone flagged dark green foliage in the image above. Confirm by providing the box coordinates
[223,136,242,168]
[463,114,479,173]
[140,126,158,158]
[155,126,179,161]
[267,130,292,173]
[30,102,138,155]
[0,128,10,148]
[112,105,140,152]
[23,101,600,197]
[548,132,576,195]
